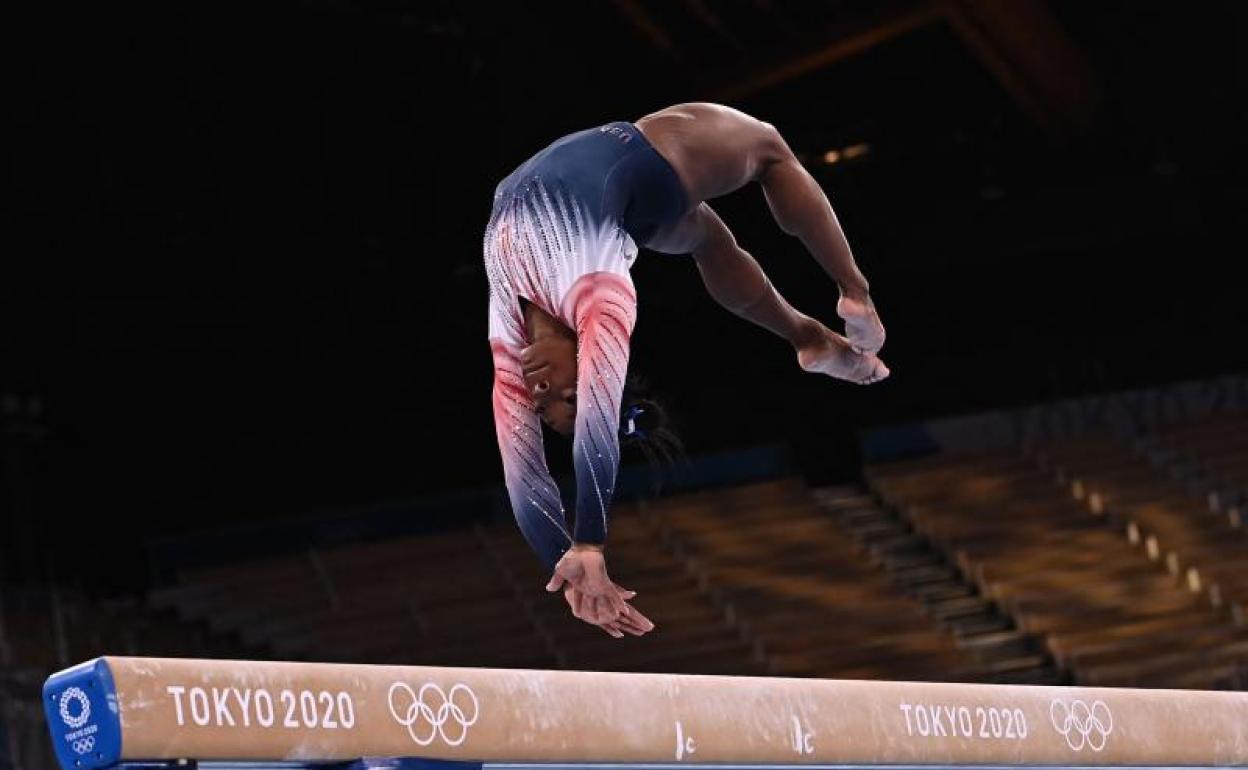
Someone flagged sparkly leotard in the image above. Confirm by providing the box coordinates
[484,121,688,570]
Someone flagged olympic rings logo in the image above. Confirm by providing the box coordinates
[71,736,96,756]
[1050,698,1113,752]
[388,682,480,747]
[59,688,91,729]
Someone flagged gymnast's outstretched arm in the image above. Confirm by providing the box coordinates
[490,337,574,573]
[564,272,638,548]
[492,284,653,635]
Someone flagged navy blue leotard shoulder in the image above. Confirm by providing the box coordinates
[494,121,689,246]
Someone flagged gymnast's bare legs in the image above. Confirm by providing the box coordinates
[492,105,887,637]
[638,103,888,383]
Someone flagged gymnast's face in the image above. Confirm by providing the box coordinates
[521,336,578,436]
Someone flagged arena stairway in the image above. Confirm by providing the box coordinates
[867,440,1248,689]
[627,480,1046,682]
[149,477,1044,680]
[809,488,1059,683]
[146,462,1248,686]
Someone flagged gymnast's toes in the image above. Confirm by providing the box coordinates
[856,356,890,385]
[797,328,889,385]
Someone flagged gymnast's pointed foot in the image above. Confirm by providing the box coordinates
[836,294,886,355]
[797,322,890,385]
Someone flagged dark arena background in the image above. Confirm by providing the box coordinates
[5,2,1248,769]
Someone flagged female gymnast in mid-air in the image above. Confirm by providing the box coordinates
[486,103,888,639]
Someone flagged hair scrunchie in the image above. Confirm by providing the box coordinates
[622,404,646,439]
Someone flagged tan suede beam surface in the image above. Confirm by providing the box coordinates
[92,656,1248,764]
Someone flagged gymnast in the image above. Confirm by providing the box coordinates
[486,103,888,638]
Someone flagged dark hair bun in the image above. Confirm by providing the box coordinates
[619,374,684,487]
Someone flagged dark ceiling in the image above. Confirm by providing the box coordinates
[4,0,1246,588]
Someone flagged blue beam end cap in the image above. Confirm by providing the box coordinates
[43,658,123,770]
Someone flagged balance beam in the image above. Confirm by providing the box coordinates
[43,656,1248,769]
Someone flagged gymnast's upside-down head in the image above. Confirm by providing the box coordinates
[520,330,578,436]
[519,327,684,484]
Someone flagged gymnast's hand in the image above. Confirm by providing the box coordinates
[561,585,655,638]
[547,545,656,637]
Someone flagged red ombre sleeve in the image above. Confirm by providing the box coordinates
[490,337,573,572]
[563,272,638,547]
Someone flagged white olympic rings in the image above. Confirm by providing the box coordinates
[1050,698,1113,752]
[71,736,96,755]
[59,687,91,729]
[388,681,480,747]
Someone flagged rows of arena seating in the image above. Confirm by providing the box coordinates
[85,413,1248,687]
[1147,412,1248,516]
[868,425,1248,689]
[1143,412,1248,601]
[638,481,1053,682]
[1,666,52,770]
[1,585,255,672]
[809,489,1056,682]
[0,586,262,770]
[4,409,1248,768]
[147,478,996,679]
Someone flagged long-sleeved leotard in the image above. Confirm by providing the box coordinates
[564,272,637,548]
[488,274,636,571]
[489,338,570,570]
[485,181,641,572]
[484,121,684,572]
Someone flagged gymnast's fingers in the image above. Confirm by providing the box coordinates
[622,603,656,633]
[614,610,651,636]
[604,585,631,618]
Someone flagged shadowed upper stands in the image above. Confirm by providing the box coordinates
[6,415,1248,690]
[1145,412,1248,587]
[868,424,1248,689]
[129,413,1247,687]
[147,478,1034,681]
[0,588,262,769]
[0,587,250,671]
[5,410,1248,769]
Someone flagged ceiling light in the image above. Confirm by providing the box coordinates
[842,143,870,160]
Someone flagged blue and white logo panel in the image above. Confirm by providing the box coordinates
[42,658,122,770]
